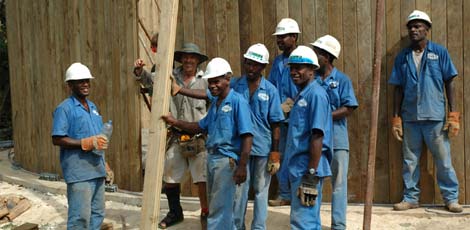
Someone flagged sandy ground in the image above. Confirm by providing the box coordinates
[1,181,470,230]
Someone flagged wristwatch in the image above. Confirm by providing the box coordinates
[309,168,316,175]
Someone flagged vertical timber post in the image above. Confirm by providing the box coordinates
[140,0,179,229]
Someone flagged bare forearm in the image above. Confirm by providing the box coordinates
[239,134,253,167]
[445,79,455,112]
[172,120,204,134]
[270,123,280,152]
[332,107,355,120]
[308,130,323,170]
[52,136,81,149]
[178,88,208,100]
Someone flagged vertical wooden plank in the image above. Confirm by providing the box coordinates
[204,0,217,59]
[464,0,470,205]
[227,0,241,75]
[182,0,194,42]
[301,0,315,46]
[328,0,344,74]
[288,0,302,44]
[176,0,184,50]
[193,0,206,60]
[215,1,228,60]
[342,0,360,201]
[262,0,277,75]
[315,0,328,37]
[239,0,251,69]
[446,0,464,204]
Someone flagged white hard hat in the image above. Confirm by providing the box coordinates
[243,43,269,64]
[65,62,94,82]
[288,45,319,70]
[202,57,233,79]
[311,35,341,59]
[407,10,432,27]
[273,18,301,35]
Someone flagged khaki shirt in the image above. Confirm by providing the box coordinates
[170,66,208,122]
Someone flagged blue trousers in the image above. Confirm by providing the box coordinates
[402,121,459,204]
[207,153,236,230]
[233,156,271,230]
[331,149,349,230]
[289,174,324,230]
[67,177,105,230]
[277,123,290,200]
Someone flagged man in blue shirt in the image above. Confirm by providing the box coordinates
[173,44,284,229]
[268,18,301,207]
[52,63,109,229]
[162,57,254,230]
[286,46,333,230]
[312,35,358,230]
[389,10,462,213]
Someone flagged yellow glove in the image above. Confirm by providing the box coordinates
[267,151,281,175]
[170,74,181,96]
[391,116,403,142]
[281,98,294,116]
[81,135,108,151]
[443,112,460,137]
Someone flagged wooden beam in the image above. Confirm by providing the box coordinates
[140,0,179,229]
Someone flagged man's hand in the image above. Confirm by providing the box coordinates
[443,111,460,137]
[267,151,281,175]
[391,116,403,142]
[133,59,145,76]
[170,74,181,96]
[281,98,295,116]
[81,135,108,151]
[161,113,177,126]
[297,173,319,207]
[233,163,247,185]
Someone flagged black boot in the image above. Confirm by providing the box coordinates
[158,186,184,229]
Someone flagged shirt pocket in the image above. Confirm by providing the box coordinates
[427,59,443,79]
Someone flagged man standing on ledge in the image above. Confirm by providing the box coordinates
[389,10,462,213]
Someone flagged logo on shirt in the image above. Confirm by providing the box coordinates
[297,99,307,107]
[427,52,439,60]
[221,105,232,113]
[328,80,339,89]
[92,109,100,116]
[257,92,269,101]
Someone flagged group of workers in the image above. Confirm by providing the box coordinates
[51,9,463,230]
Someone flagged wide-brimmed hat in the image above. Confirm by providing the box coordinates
[174,43,208,64]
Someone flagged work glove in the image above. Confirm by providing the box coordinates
[81,135,108,151]
[391,116,403,142]
[281,98,294,117]
[443,111,460,137]
[170,74,181,96]
[297,173,319,207]
[105,162,114,185]
[267,151,281,175]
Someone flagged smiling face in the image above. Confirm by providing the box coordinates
[207,75,230,97]
[244,58,265,81]
[181,53,200,75]
[289,63,314,90]
[407,20,429,43]
[68,79,91,99]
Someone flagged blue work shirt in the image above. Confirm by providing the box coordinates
[230,76,285,156]
[268,54,298,108]
[388,40,458,122]
[51,96,106,184]
[285,81,333,178]
[199,89,254,161]
[315,68,358,150]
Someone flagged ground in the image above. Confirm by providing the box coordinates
[1,147,470,229]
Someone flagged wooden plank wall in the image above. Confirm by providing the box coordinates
[6,0,143,191]
[6,0,469,203]
[171,0,470,204]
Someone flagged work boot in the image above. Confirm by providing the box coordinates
[446,202,463,213]
[159,186,184,229]
[268,198,291,206]
[393,201,419,211]
[200,210,208,230]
